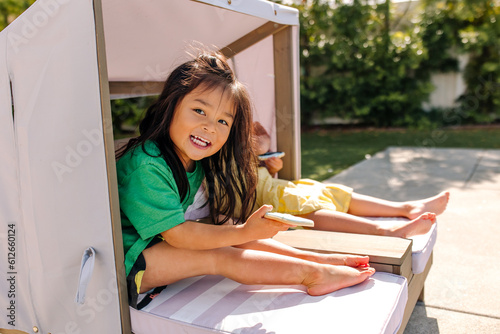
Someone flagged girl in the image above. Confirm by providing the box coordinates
[115,51,375,309]
[253,122,450,239]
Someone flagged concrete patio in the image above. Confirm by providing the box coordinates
[324,147,500,334]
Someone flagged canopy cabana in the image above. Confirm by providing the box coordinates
[1,1,422,333]
[0,0,300,332]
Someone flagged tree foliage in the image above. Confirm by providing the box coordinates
[418,0,500,124]
[290,0,500,127]
[295,0,433,126]
[455,0,500,122]
[0,0,35,31]
[111,96,157,136]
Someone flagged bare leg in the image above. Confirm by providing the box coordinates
[346,191,450,219]
[301,210,437,238]
[405,191,450,219]
[301,210,386,236]
[140,241,374,296]
[388,212,436,238]
[236,238,370,267]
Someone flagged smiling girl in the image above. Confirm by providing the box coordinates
[116,51,375,310]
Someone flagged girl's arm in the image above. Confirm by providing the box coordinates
[161,205,290,250]
[264,157,283,176]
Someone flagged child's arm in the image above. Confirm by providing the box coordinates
[161,205,290,250]
[264,157,283,175]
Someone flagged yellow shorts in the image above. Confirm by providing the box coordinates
[256,167,353,215]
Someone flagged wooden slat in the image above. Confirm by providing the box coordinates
[273,26,300,180]
[93,0,132,333]
[370,262,396,274]
[273,229,412,266]
[109,81,164,97]
[398,253,434,334]
[419,286,425,302]
[220,21,287,58]
[0,329,29,334]
[399,251,413,279]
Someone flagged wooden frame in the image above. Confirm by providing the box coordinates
[0,329,30,334]
[273,26,301,180]
[94,0,132,332]
[109,81,165,98]
[398,254,433,333]
[220,21,288,58]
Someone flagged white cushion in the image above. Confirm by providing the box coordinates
[365,217,437,274]
[408,222,437,274]
[130,272,407,334]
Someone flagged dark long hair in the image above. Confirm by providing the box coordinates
[116,51,257,224]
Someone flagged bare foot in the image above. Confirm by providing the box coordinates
[388,212,436,238]
[406,191,450,220]
[304,264,375,296]
[318,254,370,268]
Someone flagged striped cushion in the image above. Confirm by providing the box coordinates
[130,272,407,334]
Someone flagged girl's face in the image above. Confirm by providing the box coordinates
[170,84,235,171]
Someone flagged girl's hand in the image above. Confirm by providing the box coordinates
[241,205,291,241]
[264,157,283,175]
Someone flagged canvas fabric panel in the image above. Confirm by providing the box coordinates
[102,0,298,82]
[0,30,40,332]
[233,36,277,152]
[0,0,122,332]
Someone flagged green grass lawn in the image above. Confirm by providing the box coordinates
[301,126,500,181]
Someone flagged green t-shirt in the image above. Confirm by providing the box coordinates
[116,141,204,275]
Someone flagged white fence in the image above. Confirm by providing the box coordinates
[425,54,469,110]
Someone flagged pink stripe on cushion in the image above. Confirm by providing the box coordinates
[262,289,309,312]
[192,284,262,328]
[149,275,226,317]
[192,285,308,329]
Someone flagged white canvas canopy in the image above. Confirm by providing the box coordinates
[0,0,300,332]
